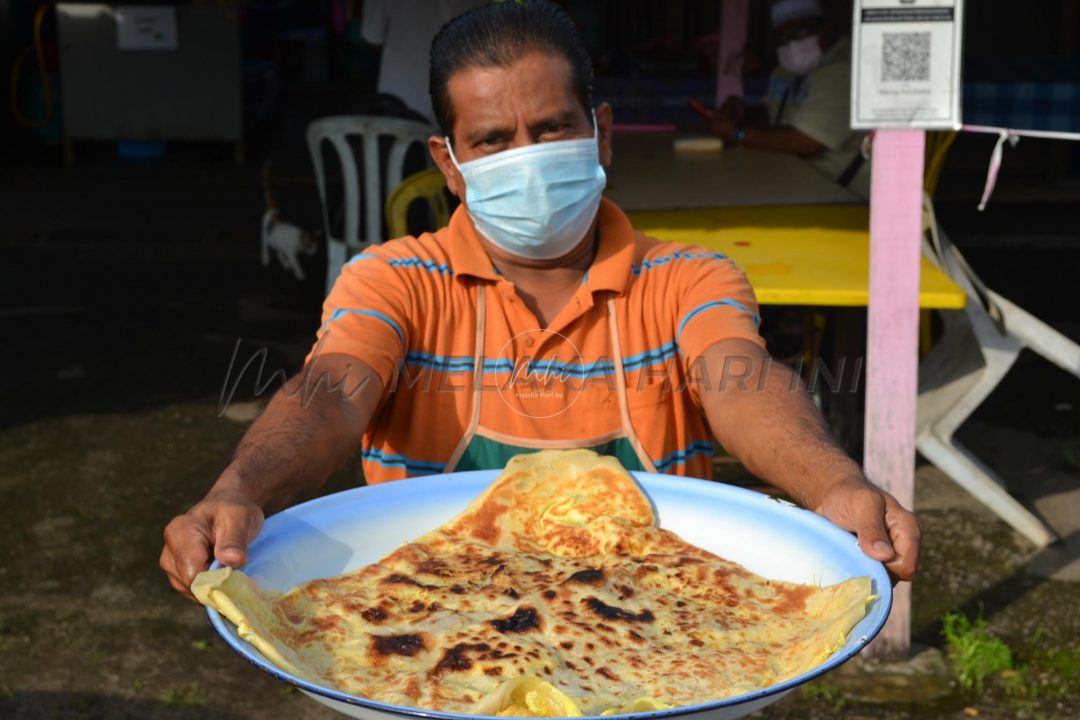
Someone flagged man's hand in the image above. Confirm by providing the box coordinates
[718,96,745,122]
[159,355,383,601]
[815,480,922,583]
[699,340,922,583]
[705,110,738,144]
[160,488,265,602]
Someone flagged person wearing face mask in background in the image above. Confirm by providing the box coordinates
[706,0,871,200]
[160,0,920,603]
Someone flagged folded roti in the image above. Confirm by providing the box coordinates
[194,449,872,715]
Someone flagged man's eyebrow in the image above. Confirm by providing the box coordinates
[464,124,515,145]
[527,110,581,133]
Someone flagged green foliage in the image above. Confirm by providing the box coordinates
[1060,445,1080,474]
[157,683,207,708]
[942,611,1014,696]
[799,679,847,711]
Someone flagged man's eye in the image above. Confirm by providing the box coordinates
[542,124,571,137]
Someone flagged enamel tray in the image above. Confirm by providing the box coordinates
[205,470,891,720]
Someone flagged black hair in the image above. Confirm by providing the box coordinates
[429,0,594,139]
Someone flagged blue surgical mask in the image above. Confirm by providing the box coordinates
[445,115,606,260]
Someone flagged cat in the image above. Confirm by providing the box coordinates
[261,161,318,281]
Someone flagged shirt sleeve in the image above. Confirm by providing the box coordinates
[790,61,854,152]
[305,252,411,390]
[361,0,389,46]
[673,250,765,366]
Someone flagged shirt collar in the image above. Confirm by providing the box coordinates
[584,198,635,295]
[447,205,500,282]
[447,198,635,295]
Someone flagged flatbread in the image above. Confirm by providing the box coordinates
[194,449,872,715]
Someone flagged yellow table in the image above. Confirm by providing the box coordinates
[626,205,966,310]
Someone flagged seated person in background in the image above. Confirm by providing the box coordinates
[707,0,871,199]
[362,0,487,124]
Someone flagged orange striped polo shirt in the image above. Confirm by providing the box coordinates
[308,199,764,484]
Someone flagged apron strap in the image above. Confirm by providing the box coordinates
[607,296,658,473]
[444,282,486,472]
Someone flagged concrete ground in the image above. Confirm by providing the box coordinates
[1,148,1078,720]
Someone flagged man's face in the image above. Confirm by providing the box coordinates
[429,51,613,201]
[774,17,823,53]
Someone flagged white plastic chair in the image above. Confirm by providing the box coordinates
[917,195,1078,547]
[306,115,436,294]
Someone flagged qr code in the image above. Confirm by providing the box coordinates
[881,32,931,82]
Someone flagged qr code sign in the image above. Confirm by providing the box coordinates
[882,32,931,82]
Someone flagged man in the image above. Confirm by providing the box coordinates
[160,0,918,601]
[707,0,871,199]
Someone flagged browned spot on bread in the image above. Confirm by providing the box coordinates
[491,607,541,634]
[416,559,453,576]
[468,499,509,544]
[381,574,426,588]
[584,597,655,623]
[773,585,813,614]
[484,667,503,676]
[597,667,621,681]
[361,607,387,623]
[371,633,425,657]
[566,568,603,584]
[543,590,557,600]
[433,642,489,674]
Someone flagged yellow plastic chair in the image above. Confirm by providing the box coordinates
[919,130,959,353]
[385,167,452,239]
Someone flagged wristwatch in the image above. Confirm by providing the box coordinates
[733,127,746,146]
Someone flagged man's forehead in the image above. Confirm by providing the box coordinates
[446,53,582,129]
[776,17,819,35]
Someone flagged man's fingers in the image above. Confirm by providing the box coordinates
[883,497,923,582]
[849,488,896,563]
[212,503,263,569]
[159,543,198,602]
[163,513,214,588]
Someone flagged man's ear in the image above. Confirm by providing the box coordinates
[428,135,464,200]
[596,102,614,168]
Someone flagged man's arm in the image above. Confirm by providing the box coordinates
[697,338,921,581]
[707,110,825,156]
[159,354,383,600]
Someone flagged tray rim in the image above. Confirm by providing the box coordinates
[205,469,893,719]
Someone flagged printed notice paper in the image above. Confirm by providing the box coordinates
[851,0,963,129]
[116,6,178,51]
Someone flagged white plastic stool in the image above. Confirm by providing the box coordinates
[306,115,435,294]
[917,195,1078,547]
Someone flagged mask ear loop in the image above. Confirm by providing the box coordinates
[444,136,462,172]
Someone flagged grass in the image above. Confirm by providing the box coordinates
[157,683,207,708]
[942,608,1080,712]
[942,610,1014,696]
[798,679,847,711]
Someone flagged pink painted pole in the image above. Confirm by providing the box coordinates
[864,129,925,657]
[716,0,749,107]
